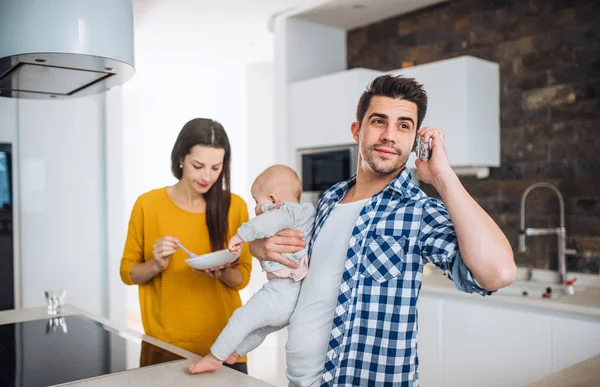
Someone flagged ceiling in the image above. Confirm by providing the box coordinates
[293,0,451,30]
[135,0,452,31]
[134,0,161,23]
[134,0,309,26]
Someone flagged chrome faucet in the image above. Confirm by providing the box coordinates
[519,182,576,285]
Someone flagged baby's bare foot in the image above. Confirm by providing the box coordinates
[225,351,240,365]
[188,353,223,374]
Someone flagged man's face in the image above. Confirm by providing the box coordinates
[352,96,418,176]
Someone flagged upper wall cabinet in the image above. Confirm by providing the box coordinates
[289,67,382,149]
[391,55,500,169]
[288,56,500,176]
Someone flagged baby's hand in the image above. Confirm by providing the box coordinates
[228,234,244,257]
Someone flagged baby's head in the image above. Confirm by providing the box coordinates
[251,165,302,215]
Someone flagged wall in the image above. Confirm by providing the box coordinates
[245,62,290,386]
[0,97,19,309]
[274,16,346,167]
[243,62,275,300]
[0,93,119,317]
[347,0,600,273]
[18,96,107,313]
[122,0,281,327]
[123,0,287,205]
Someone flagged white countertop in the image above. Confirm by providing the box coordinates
[0,305,273,387]
[4,267,597,387]
[422,265,600,386]
[421,264,600,318]
[527,354,600,387]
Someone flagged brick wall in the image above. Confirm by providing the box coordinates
[347,0,600,273]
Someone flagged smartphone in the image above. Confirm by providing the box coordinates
[414,135,431,161]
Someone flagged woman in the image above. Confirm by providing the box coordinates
[120,118,252,373]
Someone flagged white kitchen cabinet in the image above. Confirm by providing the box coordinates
[417,294,443,387]
[288,56,499,176]
[441,298,552,387]
[391,56,500,169]
[289,68,382,150]
[417,292,600,387]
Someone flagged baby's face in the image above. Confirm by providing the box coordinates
[251,186,272,216]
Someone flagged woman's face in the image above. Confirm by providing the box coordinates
[181,145,225,195]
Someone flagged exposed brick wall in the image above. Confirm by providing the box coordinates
[347,0,600,273]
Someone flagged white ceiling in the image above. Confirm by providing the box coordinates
[134,0,310,26]
[294,0,451,30]
[132,0,313,64]
[134,0,161,23]
[135,0,452,32]
[132,0,453,59]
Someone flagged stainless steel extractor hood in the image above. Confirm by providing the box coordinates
[0,0,135,99]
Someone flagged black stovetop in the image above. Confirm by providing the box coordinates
[0,314,184,387]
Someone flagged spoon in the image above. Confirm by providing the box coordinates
[176,242,197,258]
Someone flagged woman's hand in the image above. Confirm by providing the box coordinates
[196,262,243,288]
[201,264,229,279]
[249,229,304,269]
[153,236,179,272]
[129,236,179,284]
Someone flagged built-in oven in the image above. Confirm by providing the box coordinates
[297,144,359,206]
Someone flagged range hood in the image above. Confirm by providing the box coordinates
[0,0,135,99]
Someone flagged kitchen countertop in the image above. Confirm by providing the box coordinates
[422,265,600,386]
[526,354,600,387]
[5,268,597,386]
[0,305,273,387]
[421,264,600,318]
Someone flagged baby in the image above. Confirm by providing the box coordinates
[188,164,315,374]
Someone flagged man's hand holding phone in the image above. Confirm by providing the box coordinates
[413,127,454,185]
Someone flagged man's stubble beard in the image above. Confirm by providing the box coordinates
[363,145,408,175]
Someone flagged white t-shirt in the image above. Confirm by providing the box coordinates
[286,198,368,387]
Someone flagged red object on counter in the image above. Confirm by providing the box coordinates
[565,278,577,286]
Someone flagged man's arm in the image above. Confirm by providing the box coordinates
[238,207,296,242]
[416,126,516,291]
[431,173,515,291]
[249,230,304,269]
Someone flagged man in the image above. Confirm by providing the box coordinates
[250,75,516,386]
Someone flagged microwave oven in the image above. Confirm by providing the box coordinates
[297,144,358,206]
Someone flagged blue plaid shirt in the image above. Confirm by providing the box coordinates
[309,168,490,387]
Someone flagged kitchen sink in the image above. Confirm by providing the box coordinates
[497,282,567,299]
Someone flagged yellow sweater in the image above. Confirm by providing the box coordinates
[120,188,252,362]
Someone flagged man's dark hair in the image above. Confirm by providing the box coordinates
[356,74,428,129]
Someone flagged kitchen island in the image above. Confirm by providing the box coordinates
[0,304,273,387]
[418,265,600,387]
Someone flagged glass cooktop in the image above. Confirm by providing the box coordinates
[0,314,184,387]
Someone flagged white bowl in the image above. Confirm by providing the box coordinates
[185,249,237,270]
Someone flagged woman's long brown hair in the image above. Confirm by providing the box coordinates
[170,118,231,252]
